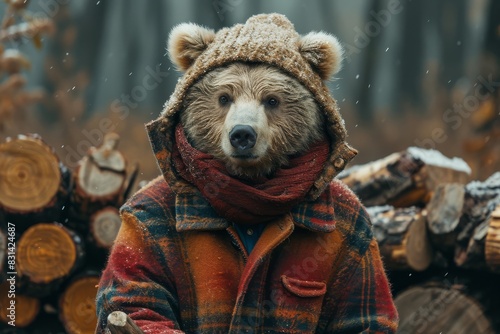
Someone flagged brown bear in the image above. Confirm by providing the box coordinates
[95,14,398,334]
[179,62,324,178]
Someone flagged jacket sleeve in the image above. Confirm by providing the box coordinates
[95,211,184,334]
[326,238,399,333]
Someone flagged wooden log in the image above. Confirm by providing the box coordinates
[0,282,40,328]
[339,152,417,207]
[17,223,85,297]
[339,147,471,207]
[426,183,465,253]
[395,282,495,334]
[455,222,489,269]
[485,204,500,271]
[0,229,5,274]
[121,162,140,203]
[367,206,433,271]
[59,272,100,334]
[455,173,500,269]
[89,207,121,250]
[0,134,71,229]
[106,311,144,334]
[69,133,126,224]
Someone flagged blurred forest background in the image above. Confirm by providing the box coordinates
[1,0,499,183]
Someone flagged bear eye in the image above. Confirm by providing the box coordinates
[266,97,279,108]
[219,94,231,105]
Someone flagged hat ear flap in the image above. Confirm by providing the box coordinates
[299,32,343,80]
[168,23,216,71]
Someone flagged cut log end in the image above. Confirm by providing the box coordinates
[72,132,127,216]
[76,158,125,197]
[0,229,6,272]
[90,207,121,249]
[106,311,144,334]
[405,210,434,271]
[370,206,433,271]
[0,135,61,212]
[485,204,500,271]
[59,275,100,334]
[396,284,495,334]
[426,183,465,235]
[108,311,128,327]
[0,283,40,327]
[17,223,79,284]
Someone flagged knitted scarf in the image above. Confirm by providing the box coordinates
[172,124,329,224]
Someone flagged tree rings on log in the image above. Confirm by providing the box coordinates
[17,223,84,296]
[71,133,126,220]
[0,282,39,327]
[0,134,70,226]
[59,273,100,334]
[396,283,495,334]
[0,135,60,211]
[89,207,121,249]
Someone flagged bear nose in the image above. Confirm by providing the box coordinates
[229,125,257,151]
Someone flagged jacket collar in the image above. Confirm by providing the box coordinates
[175,186,336,233]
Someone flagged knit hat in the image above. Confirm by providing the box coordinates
[146,13,357,200]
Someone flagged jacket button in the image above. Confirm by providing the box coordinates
[334,157,345,169]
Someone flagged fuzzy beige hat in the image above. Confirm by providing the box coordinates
[147,13,357,199]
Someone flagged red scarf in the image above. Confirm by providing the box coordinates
[172,124,329,224]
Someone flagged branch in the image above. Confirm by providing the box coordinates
[0,18,54,43]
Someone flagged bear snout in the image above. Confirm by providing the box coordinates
[229,125,257,153]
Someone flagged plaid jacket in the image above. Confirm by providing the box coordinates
[95,176,398,333]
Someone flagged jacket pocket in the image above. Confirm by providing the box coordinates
[280,275,326,298]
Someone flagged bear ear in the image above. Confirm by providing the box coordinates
[299,32,343,80]
[168,23,216,71]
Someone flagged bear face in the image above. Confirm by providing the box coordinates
[167,20,346,179]
[180,62,325,178]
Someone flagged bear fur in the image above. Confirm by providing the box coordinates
[170,23,343,178]
[95,14,398,334]
[179,63,325,177]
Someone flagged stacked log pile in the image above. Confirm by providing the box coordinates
[340,146,500,333]
[0,133,135,334]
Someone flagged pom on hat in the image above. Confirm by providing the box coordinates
[168,23,216,71]
[299,31,344,80]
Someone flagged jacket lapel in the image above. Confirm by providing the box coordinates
[236,214,294,295]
